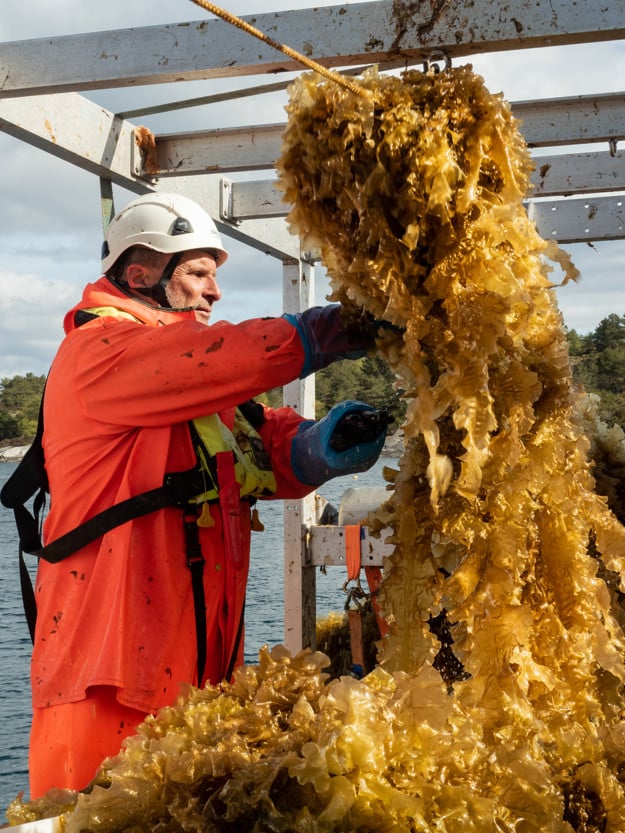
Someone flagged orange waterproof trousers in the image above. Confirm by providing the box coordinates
[29,686,148,798]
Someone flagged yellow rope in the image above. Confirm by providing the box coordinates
[188,0,367,97]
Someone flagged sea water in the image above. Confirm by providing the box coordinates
[0,457,393,819]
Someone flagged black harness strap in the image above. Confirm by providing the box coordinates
[34,465,209,563]
[19,546,37,644]
[183,510,207,685]
[3,451,211,677]
[2,391,47,643]
[4,455,210,563]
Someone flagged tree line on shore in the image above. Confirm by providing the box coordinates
[2,313,625,447]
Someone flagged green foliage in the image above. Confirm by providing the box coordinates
[0,373,45,442]
[567,315,625,430]
[0,410,20,440]
[256,388,283,410]
[316,355,406,425]
[590,313,625,353]
[589,390,625,430]
[566,328,590,355]
[258,356,406,429]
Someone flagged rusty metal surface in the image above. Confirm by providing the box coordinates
[1,0,624,97]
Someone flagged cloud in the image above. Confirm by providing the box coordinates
[471,42,625,101]
[0,272,76,379]
[1,0,339,40]
[2,0,208,38]
[0,140,100,233]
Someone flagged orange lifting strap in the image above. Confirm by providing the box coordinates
[344,525,388,678]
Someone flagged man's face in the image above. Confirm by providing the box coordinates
[166,250,222,324]
[128,248,222,324]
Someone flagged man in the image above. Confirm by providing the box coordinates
[26,192,387,796]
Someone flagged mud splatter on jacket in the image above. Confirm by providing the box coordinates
[33,276,315,712]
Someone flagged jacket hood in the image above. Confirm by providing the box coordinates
[63,275,197,334]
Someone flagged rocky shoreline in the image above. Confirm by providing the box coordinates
[0,444,30,463]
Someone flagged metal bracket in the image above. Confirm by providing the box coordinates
[99,178,115,233]
[220,177,242,225]
[423,50,452,73]
[302,248,323,264]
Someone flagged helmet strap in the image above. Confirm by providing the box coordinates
[134,251,184,308]
[140,281,170,308]
[159,251,184,286]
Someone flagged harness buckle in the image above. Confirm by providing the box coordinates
[185,551,206,568]
[164,464,208,506]
[183,509,206,569]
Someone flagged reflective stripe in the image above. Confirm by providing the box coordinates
[83,306,142,322]
[191,410,277,503]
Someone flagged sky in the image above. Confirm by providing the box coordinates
[1,1,625,380]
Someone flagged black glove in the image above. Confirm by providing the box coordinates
[283,304,376,378]
[291,401,391,486]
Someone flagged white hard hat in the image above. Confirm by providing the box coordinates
[101,192,228,272]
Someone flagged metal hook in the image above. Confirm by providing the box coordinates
[343,577,368,611]
[342,576,363,595]
[423,50,452,74]
[344,588,367,612]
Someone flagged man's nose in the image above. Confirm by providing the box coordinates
[203,275,221,302]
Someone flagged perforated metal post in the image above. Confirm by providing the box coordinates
[282,258,318,654]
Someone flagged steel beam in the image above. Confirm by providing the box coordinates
[1,0,624,97]
[0,93,145,190]
[220,179,286,222]
[6,91,620,246]
[528,195,625,244]
[165,175,300,260]
[145,92,625,180]
[531,151,625,197]
[5,92,623,185]
[0,94,300,259]
[219,175,625,244]
[213,147,625,212]
[282,260,317,653]
[1,8,624,252]
[514,93,625,148]
[155,124,282,176]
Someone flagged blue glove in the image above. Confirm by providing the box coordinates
[283,305,375,378]
[291,401,390,486]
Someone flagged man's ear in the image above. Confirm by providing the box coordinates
[126,263,154,289]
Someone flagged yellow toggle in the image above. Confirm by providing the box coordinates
[196,503,215,528]
[251,508,265,532]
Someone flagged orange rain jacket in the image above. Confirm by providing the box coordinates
[32,276,316,714]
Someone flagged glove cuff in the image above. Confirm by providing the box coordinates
[283,306,370,378]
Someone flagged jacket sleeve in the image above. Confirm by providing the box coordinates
[59,316,307,429]
[254,404,320,499]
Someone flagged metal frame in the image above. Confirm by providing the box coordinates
[2,0,625,653]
